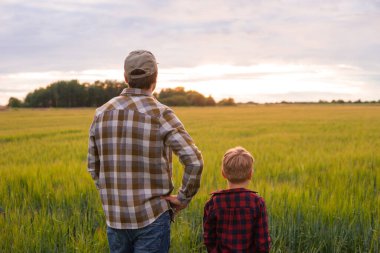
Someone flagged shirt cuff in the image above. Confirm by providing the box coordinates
[177,192,191,205]
[95,179,101,190]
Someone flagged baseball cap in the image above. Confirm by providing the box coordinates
[124,50,158,80]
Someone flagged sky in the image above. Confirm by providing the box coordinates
[0,0,380,105]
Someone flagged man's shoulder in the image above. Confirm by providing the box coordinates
[94,96,126,117]
[143,97,173,117]
[93,96,172,119]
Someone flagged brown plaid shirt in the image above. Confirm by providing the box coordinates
[87,88,203,229]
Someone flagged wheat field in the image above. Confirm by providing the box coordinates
[0,105,379,252]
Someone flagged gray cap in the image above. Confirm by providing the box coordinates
[124,50,158,80]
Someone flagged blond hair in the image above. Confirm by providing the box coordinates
[222,146,254,183]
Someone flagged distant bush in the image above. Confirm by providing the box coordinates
[8,97,23,108]
[157,87,217,106]
[217,98,236,106]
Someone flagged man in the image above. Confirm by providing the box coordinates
[87,50,203,253]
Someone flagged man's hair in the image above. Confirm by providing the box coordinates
[127,69,157,89]
[222,146,254,183]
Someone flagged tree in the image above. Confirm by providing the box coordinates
[218,98,236,106]
[157,87,216,106]
[186,90,207,106]
[20,83,232,107]
[23,80,125,107]
[8,97,23,108]
[206,96,216,106]
[24,87,51,107]
[160,95,190,106]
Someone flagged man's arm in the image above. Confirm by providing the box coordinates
[87,119,100,189]
[160,109,204,206]
[254,198,271,252]
[203,200,218,253]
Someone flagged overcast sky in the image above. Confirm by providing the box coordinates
[1,0,379,105]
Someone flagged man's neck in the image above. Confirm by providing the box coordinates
[227,180,250,189]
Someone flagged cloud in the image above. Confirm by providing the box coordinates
[1,0,380,71]
[0,0,379,104]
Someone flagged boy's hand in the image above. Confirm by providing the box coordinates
[162,195,188,214]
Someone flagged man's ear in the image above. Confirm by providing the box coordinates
[150,82,157,92]
[124,73,128,83]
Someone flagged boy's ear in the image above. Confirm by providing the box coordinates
[248,168,253,179]
[222,169,227,179]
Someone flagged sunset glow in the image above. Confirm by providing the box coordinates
[0,63,369,104]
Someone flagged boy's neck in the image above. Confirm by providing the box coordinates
[227,180,250,189]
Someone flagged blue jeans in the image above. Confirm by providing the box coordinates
[106,211,171,253]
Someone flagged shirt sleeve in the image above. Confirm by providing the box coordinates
[87,118,100,189]
[254,198,271,252]
[203,199,218,253]
[160,109,204,205]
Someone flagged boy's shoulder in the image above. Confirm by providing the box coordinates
[211,188,258,195]
[206,188,265,207]
[211,188,259,199]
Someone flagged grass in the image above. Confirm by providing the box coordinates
[0,105,379,252]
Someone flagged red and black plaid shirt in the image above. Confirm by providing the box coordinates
[203,188,271,253]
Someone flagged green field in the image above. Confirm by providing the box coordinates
[0,105,379,252]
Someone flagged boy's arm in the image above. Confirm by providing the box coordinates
[87,119,100,189]
[203,200,217,253]
[254,198,271,252]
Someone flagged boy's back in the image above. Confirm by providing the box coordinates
[203,188,270,252]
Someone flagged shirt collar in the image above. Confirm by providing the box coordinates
[211,188,258,195]
[120,88,152,97]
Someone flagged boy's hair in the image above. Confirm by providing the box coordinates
[222,146,254,183]
[127,70,157,89]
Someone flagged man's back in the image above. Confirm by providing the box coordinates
[88,88,203,229]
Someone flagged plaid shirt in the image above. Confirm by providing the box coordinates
[203,188,271,253]
[87,88,203,229]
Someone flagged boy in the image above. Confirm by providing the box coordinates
[203,146,271,252]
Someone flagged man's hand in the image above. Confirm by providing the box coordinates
[162,195,187,214]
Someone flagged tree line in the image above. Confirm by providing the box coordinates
[7,80,236,108]
[155,87,235,106]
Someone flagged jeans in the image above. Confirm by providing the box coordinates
[106,211,171,253]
